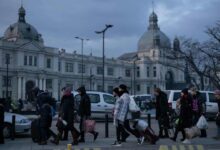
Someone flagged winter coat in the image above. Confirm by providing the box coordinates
[116,93,130,122]
[77,87,91,117]
[39,103,52,128]
[60,94,75,130]
[155,91,169,120]
[192,92,206,115]
[179,95,193,128]
[0,104,4,128]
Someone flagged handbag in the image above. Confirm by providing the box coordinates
[196,115,208,129]
[84,119,96,133]
[129,98,140,112]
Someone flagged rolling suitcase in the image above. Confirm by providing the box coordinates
[31,119,40,143]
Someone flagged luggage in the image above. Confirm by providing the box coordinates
[144,127,159,144]
[31,119,40,143]
[84,119,96,133]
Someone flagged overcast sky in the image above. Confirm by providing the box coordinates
[0,0,219,58]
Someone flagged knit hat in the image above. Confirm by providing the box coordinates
[214,90,220,95]
[181,88,189,95]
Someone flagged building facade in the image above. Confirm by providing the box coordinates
[0,7,186,101]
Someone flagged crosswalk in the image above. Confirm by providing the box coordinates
[53,148,101,150]
[159,145,204,150]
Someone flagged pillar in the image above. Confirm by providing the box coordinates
[35,78,38,87]
[17,77,21,99]
[43,79,46,90]
[22,77,26,99]
[39,78,42,90]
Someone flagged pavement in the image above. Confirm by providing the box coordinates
[1,119,220,150]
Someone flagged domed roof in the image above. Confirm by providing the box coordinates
[3,6,43,43]
[138,11,171,51]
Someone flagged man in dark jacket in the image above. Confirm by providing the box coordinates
[0,98,5,144]
[77,86,98,142]
[154,88,169,138]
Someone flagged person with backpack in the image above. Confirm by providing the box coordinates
[116,84,143,144]
[56,87,80,145]
[112,87,130,146]
[77,86,99,143]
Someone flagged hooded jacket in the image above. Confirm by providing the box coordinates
[77,87,91,117]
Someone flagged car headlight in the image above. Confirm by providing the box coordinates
[16,119,30,124]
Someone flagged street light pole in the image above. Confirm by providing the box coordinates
[95,24,113,92]
[75,37,89,86]
[6,54,10,99]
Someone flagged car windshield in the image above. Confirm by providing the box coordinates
[75,93,101,103]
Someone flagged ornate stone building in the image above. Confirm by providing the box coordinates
[0,7,186,101]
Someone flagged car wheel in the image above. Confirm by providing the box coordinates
[3,123,12,138]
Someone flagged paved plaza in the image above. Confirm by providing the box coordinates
[1,119,220,150]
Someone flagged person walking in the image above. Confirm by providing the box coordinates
[37,90,58,145]
[190,88,207,137]
[112,87,130,146]
[116,84,142,144]
[213,90,220,140]
[0,98,5,144]
[77,86,99,143]
[57,87,80,145]
[154,88,169,138]
[171,88,192,142]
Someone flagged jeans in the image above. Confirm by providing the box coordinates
[123,120,140,138]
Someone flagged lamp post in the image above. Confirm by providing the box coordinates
[6,54,10,99]
[95,24,113,92]
[133,57,140,95]
[75,37,89,86]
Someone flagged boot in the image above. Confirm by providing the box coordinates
[78,131,85,143]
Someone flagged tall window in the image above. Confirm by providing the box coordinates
[78,64,85,73]
[147,86,150,94]
[125,69,131,77]
[47,58,51,68]
[107,67,114,76]
[2,76,12,87]
[136,67,140,78]
[34,56,37,66]
[65,63,73,72]
[5,54,10,64]
[24,55,27,66]
[153,66,157,77]
[58,61,61,71]
[29,56,33,66]
[146,67,150,77]
[136,84,141,92]
[97,66,103,75]
[46,79,53,89]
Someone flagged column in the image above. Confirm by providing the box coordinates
[22,77,26,99]
[39,78,42,90]
[43,79,46,91]
[35,78,38,87]
[17,77,21,99]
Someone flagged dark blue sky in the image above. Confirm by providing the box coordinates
[0,0,219,57]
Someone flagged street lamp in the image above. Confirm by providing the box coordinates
[95,24,113,92]
[75,37,89,86]
[6,54,10,100]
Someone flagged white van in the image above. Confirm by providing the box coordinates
[73,91,115,119]
[166,90,218,119]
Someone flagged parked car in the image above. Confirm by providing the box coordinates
[73,91,115,119]
[166,90,217,119]
[130,94,155,118]
[4,112,31,138]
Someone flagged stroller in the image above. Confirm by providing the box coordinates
[133,119,159,144]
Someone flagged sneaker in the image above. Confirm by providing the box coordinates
[112,141,122,146]
[182,139,191,144]
[94,132,99,142]
[139,136,145,145]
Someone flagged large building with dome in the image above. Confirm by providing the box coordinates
[0,6,188,101]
